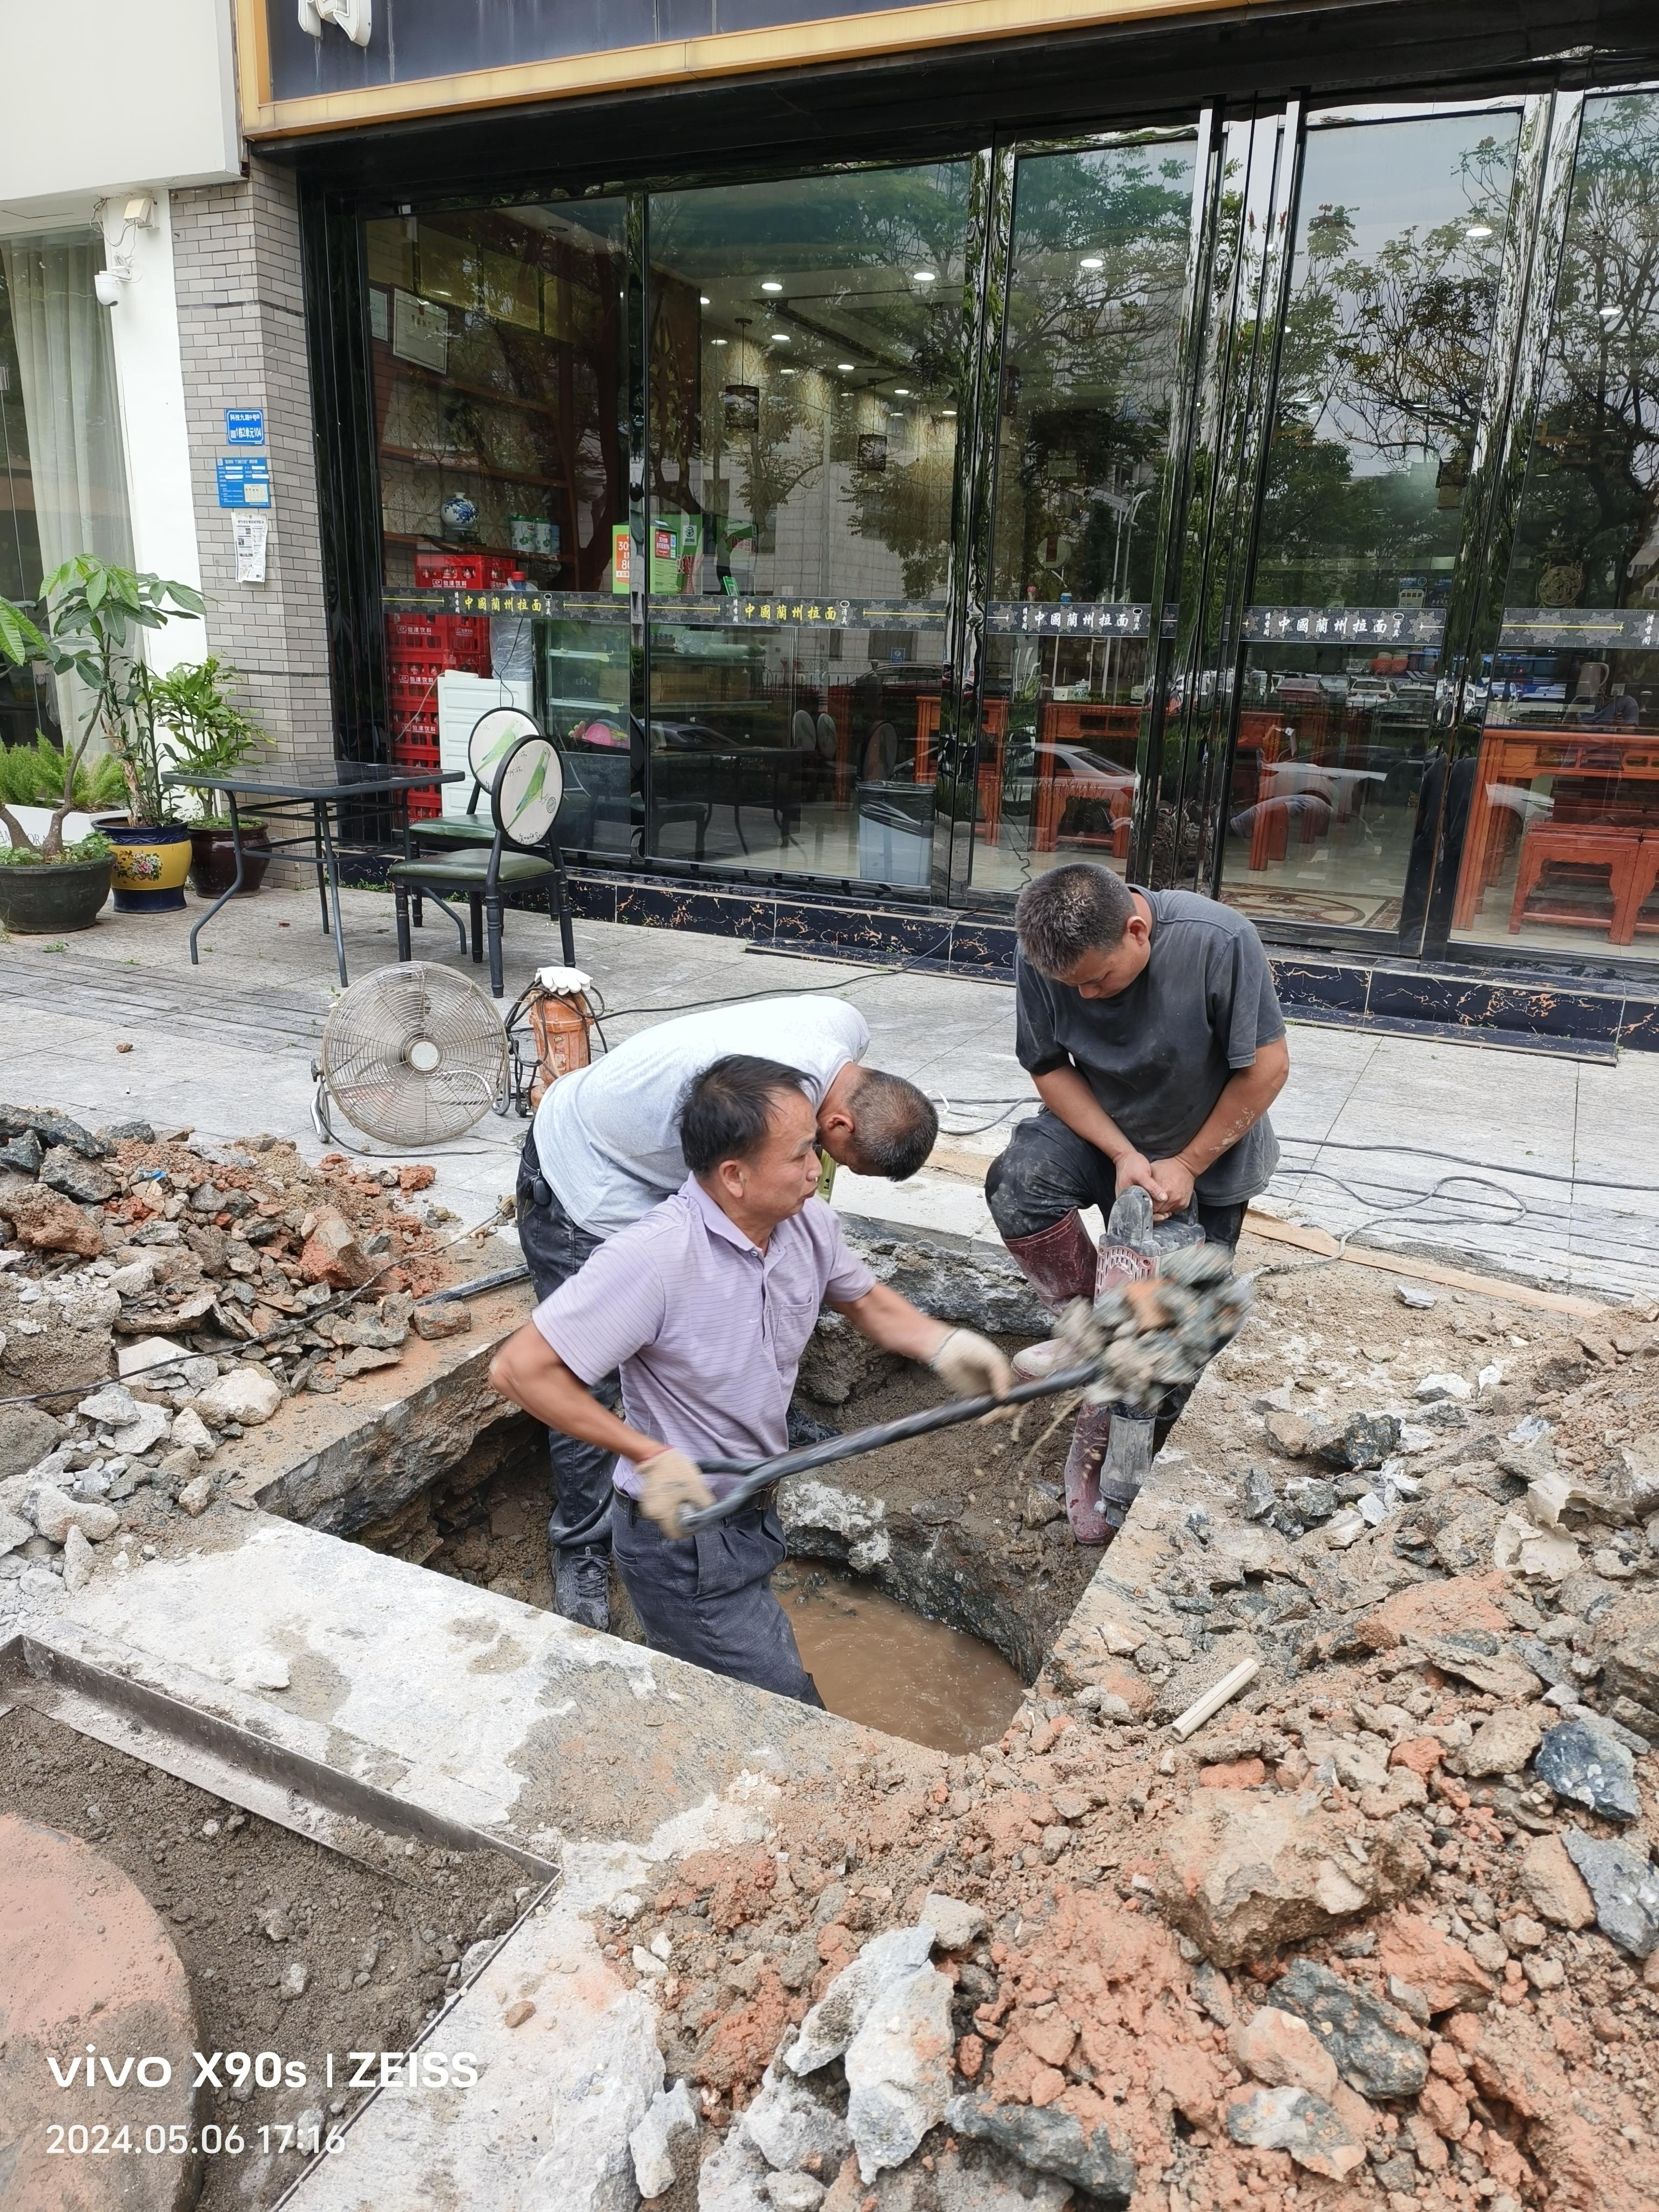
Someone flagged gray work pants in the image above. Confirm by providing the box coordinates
[612,1495,824,1707]
[514,1137,616,1557]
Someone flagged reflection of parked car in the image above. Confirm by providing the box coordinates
[1274,673,1324,703]
[650,718,733,753]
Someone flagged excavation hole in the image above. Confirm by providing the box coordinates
[773,1566,1024,1752]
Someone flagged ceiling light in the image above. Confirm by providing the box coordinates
[1464,225,1493,240]
[770,332,790,343]
[912,269,935,282]
[760,279,783,293]
[1599,302,1622,318]
[941,408,957,417]
[837,361,855,371]
[1080,257,1104,270]
[699,294,711,305]
[780,367,798,376]
[711,338,729,347]
[893,387,911,396]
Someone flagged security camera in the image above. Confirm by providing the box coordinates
[94,269,122,307]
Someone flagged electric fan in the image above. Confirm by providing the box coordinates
[314,962,509,1145]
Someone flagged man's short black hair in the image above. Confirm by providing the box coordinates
[679,1055,811,1175]
[845,1069,938,1180]
[1015,864,1135,976]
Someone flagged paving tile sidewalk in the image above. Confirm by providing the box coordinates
[4,879,1659,1298]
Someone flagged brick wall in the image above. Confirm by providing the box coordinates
[170,160,335,779]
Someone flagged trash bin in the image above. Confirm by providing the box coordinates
[856,780,935,887]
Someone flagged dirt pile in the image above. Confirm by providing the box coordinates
[604,1262,1659,2210]
[0,1102,473,1602]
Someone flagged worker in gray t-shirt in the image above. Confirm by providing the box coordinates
[518,995,938,1630]
[986,865,1289,1543]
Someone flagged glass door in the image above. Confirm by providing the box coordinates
[642,163,975,891]
[973,131,1203,895]
[1217,105,1527,938]
[1449,91,1659,967]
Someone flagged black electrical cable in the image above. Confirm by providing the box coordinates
[594,928,956,1023]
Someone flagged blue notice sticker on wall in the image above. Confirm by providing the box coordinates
[216,457,271,508]
[225,409,266,446]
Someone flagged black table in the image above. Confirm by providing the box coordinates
[163,768,463,987]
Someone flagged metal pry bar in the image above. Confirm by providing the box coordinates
[680,1244,1251,1532]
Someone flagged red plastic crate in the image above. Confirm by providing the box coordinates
[403,788,443,819]
[386,612,442,651]
[414,550,487,590]
[392,738,441,766]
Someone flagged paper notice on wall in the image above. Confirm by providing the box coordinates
[234,512,269,584]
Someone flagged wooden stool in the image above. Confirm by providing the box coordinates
[1613,832,1659,945]
[1508,823,1642,938]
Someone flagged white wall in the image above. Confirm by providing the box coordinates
[104,196,206,670]
[0,0,239,213]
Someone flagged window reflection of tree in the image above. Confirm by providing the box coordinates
[1259,133,1515,606]
[1508,97,1659,616]
[993,146,1195,604]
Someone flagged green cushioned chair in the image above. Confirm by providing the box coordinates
[387,709,575,996]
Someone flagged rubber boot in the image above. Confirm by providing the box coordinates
[1004,1211,1097,1382]
[1062,1188,1158,1544]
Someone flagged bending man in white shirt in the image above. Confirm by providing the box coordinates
[516,995,937,1630]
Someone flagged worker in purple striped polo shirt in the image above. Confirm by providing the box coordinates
[489,1056,1011,1703]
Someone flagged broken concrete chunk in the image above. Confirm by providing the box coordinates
[1461,1704,1545,1779]
[1560,1827,1659,1958]
[176,1474,214,1518]
[1151,1791,1424,1968]
[785,1924,934,2074]
[945,2094,1136,2206]
[0,1104,108,1158]
[117,1336,189,1380]
[171,1407,215,1458]
[411,1300,473,1340]
[29,1483,118,1546]
[193,1367,282,1428]
[62,1523,95,1592]
[844,1963,954,2180]
[109,1402,170,1459]
[1396,1284,1437,1310]
[1225,2086,1364,2180]
[1226,2005,1339,2098]
[628,2076,698,2200]
[920,1892,987,1951]
[697,2125,773,2212]
[1263,1410,1338,1460]
[0,1404,64,1481]
[1372,1912,1492,2015]
[1318,1412,1402,1472]
[1517,1832,1596,1931]
[1269,1957,1427,2100]
[336,1345,402,1378]
[77,1383,138,1428]
[0,1187,104,1257]
[1596,1588,1659,1724]
[38,1148,119,1205]
[0,1129,44,1176]
[1415,1372,1471,1402]
[298,1208,377,1290]
[740,2061,851,2173]
[1533,1714,1641,1822]
[762,2177,824,2212]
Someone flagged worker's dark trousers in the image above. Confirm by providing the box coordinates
[984,1110,1248,1253]
[612,1496,824,1707]
[986,1110,1249,1440]
[515,1137,616,1557]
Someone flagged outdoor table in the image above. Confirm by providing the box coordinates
[163,767,463,987]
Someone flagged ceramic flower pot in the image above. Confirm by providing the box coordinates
[189,823,271,899]
[0,854,112,934]
[99,821,193,913]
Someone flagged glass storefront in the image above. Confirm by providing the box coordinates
[338,74,1659,976]
[1451,91,1659,959]
[977,132,1198,894]
[1222,107,1522,937]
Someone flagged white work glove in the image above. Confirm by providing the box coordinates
[637,1449,715,1540]
[928,1326,1014,1404]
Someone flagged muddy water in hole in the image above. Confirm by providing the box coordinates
[778,1570,1024,1754]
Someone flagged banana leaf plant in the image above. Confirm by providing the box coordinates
[0,558,203,860]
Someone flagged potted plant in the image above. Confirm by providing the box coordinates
[148,658,276,896]
[0,599,130,933]
[3,558,205,913]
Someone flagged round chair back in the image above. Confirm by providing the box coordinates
[468,706,541,793]
[492,731,565,852]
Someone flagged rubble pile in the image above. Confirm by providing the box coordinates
[0,1103,470,1600]
[603,1273,1659,2211]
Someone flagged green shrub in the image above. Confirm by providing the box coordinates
[0,734,127,811]
[0,828,113,868]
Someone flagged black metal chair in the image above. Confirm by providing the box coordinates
[388,713,574,996]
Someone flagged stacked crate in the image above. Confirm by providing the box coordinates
[388,553,526,816]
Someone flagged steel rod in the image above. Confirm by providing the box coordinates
[680,1361,1099,1530]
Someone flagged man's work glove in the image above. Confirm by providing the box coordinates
[637,1449,715,1540]
[928,1326,1014,1404]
